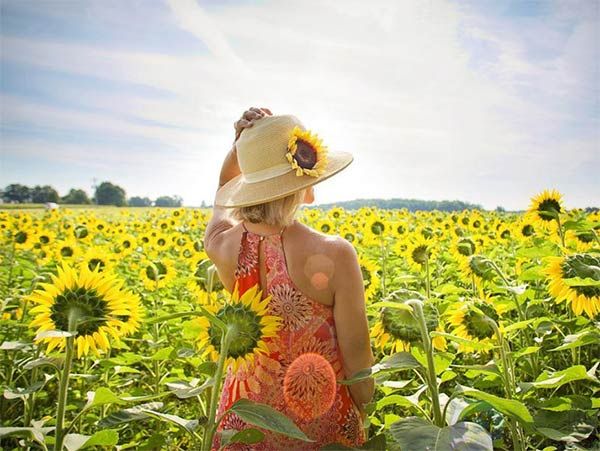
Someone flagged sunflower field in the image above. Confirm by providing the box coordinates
[0,189,598,450]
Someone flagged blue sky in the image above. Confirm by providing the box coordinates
[1,0,598,210]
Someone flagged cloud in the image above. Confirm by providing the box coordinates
[0,0,597,209]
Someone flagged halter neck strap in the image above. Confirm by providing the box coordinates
[241,221,286,237]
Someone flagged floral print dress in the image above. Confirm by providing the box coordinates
[212,222,366,450]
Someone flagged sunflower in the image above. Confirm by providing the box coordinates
[285,126,328,177]
[451,236,478,260]
[358,253,381,302]
[404,235,437,273]
[27,263,143,358]
[527,189,564,227]
[193,282,281,372]
[113,233,137,256]
[81,246,115,273]
[458,254,496,287]
[371,290,446,353]
[315,218,335,234]
[12,226,38,251]
[54,238,82,263]
[544,253,600,318]
[140,257,177,290]
[339,224,357,243]
[565,229,596,252]
[445,299,499,353]
[187,254,225,299]
[516,219,536,240]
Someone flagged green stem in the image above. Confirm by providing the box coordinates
[555,215,566,248]
[54,312,78,451]
[202,325,234,451]
[487,318,524,451]
[379,235,387,298]
[407,299,443,427]
[23,348,41,427]
[424,258,431,299]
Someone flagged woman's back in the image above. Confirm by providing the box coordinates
[209,219,366,449]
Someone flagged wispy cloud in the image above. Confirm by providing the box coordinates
[1,0,597,209]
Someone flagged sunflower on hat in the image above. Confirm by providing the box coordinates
[285,126,329,177]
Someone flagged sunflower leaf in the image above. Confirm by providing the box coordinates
[227,398,312,442]
[340,352,422,385]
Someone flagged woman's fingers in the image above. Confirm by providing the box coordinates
[260,107,272,115]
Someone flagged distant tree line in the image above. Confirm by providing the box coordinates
[0,182,183,207]
[314,198,485,212]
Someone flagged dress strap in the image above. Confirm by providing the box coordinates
[241,221,286,237]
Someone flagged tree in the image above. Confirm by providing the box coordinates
[154,195,183,207]
[128,196,152,207]
[2,184,31,203]
[31,185,60,203]
[61,189,91,205]
[95,182,126,206]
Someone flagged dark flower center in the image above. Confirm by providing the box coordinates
[209,303,262,359]
[294,140,317,169]
[50,287,109,335]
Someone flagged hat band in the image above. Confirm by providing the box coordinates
[243,163,294,184]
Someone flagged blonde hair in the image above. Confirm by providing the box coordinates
[230,188,307,227]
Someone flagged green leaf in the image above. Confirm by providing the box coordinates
[550,329,600,351]
[452,363,501,377]
[534,409,596,443]
[0,426,54,447]
[430,332,493,351]
[518,266,546,282]
[86,387,127,409]
[138,408,199,434]
[219,428,264,448]
[521,364,599,391]
[340,352,422,385]
[389,416,493,450]
[64,430,119,451]
[456,385,534,426]
[228,398,312,442]
[166,378,213,399]
[515,243,559,259]
[97,402,164,428]
[151,346,175,361]
[535,395,592,412]
[561,277,600,287]
[411,348,455,375]
[320,433,386,450]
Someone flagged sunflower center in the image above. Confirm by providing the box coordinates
[50,287,109,335]
[74,226,88,239]
[381,303,438,343]
[522,224,535,237]
[209,304,263,359]
[371,221,385,235]
[145,261,167,281]
[561,254,600,297]
[575,231,594,244]
[39,235,50,244]
[60,246,74,257]
[537,199,562,221]
[469,255,494,280]
[457,238,476,257]
[294,140,317,169]
[360,266,372,287]
[462,302,498,340]
[411,245,430,265]
[88,258,105,272]
[15,231,27,244]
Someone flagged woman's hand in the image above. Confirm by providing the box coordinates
[234,107,273,141]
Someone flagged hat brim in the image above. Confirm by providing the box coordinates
[215,150,353,208]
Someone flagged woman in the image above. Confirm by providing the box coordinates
[204,107,374,449]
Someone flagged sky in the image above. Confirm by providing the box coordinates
[0,0,598,210]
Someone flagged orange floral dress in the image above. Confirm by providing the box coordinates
[212,222,366,450]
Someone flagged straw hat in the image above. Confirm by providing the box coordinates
[215,114,353,208]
